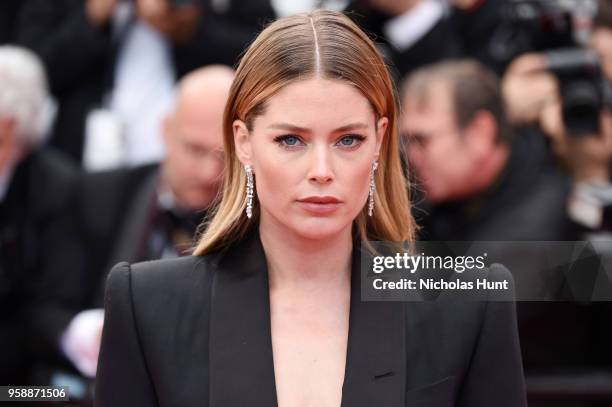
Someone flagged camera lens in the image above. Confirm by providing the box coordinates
[562,80,601,136]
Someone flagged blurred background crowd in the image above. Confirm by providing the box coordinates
[1,0,612,406]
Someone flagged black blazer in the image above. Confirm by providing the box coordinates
[95,229,527,406]
[0,148,77,384]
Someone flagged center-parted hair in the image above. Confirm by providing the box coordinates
[193,10,416,255]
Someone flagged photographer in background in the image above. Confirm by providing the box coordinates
[401,59,576,241]
[503,0,612,234]
[401,59,603,407]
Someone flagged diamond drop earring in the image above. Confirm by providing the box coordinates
[368,160,378,217]
[245,164,254,219]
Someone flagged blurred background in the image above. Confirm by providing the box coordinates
[1,0,611,405]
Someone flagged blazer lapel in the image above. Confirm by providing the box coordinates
[208,230,406,407]
[209,229,278,406]
[342,248,407,407]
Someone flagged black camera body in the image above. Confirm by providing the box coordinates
[546,48,611,136]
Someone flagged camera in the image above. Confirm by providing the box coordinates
[498,0,610,137]
[546,48,612,136]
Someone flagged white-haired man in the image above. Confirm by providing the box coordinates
[0,45,77,384]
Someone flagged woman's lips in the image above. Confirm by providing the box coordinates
[296,196,343,214]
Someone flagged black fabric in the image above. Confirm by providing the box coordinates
[95,227,527,406]
[173,0,275,76]
[0,0,22,43]
[389,17,464,78]
[449,0,508,74]
[0,147,78,384]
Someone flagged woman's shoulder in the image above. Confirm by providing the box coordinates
[130,255,214,278]
[100,255,219,387]
[105,255,220,307]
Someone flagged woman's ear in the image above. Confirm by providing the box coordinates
[233,119,252,165]
[375,116,388,158]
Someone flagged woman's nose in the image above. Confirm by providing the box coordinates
[307,145,334,184]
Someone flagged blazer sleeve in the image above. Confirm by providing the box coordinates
[457,264,528,407]
[94,262,158,407]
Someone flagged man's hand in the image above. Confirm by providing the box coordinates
[136,0,201,43]
[502,53,560,125]
[86,0,119,26]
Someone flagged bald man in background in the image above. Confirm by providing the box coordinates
[28,66,234,400]
[160,65,233,212]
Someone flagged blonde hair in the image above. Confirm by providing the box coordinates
[193,10,416,255]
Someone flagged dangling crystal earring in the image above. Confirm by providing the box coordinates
[245,164,254,219]
[368,160,378,217]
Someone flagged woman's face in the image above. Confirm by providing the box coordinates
[234,77,387,240]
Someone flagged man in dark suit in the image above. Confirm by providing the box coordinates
[0,46,79,384]
[29,66,234,399]
[400,59,576,241]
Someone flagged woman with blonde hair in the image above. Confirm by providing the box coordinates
[95,10,526,407]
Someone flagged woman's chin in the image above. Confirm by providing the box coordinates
[288,217,353,241]
[259,207,356,241]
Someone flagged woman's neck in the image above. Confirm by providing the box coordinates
[259,214,353,292]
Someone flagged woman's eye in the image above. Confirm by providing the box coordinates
[274,135,303,148]
[283,136,299,146]
[336,135,365,148]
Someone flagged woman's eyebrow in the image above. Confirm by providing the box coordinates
[334,122,368,132]
[267,122,369,132]
[267,123,309,132]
